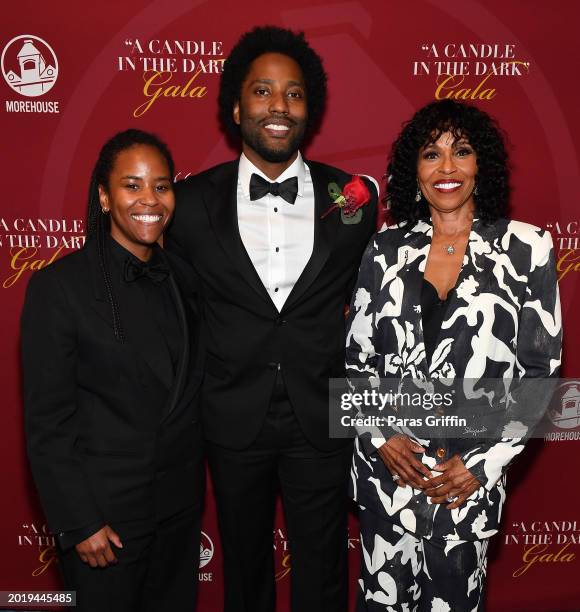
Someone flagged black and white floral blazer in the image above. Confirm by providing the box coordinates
[345,217,562,542]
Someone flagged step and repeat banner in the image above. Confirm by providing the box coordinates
[1,1,579,610]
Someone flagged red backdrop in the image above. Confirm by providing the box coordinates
[1,1,579,610]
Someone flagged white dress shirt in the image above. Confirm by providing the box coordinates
[237,152,314,312]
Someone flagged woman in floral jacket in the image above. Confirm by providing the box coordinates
[346,100,562,611]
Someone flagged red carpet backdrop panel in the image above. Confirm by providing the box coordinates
[1,1,579,610]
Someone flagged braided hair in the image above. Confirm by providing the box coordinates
[86,129,175,342]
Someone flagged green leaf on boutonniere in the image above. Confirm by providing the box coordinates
[341,209,362,225]
[321,182,348,219]
[328,182,344,203]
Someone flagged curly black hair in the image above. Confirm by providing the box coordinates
[386,99,510,224]
[86,129,175,342]
[218,26,327,138]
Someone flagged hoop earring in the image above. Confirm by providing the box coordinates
[101,207,109,214]
[415,185,422,202]
[474,185,479,196]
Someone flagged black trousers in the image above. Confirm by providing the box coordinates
[57,505,201,612]
[207,374,352,612]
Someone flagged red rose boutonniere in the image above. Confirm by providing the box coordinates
[321,175,371,224]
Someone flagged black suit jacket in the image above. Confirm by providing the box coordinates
[21,239,204,537]
[167,159,378,451]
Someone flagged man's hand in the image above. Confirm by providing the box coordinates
[424,454,481,509]
[377,435,431,489]
[75,525,123,568]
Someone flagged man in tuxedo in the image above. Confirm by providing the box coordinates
[167,26,378,612]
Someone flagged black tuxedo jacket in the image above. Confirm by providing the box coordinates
[167,159,378,451]
[21,239,204,536]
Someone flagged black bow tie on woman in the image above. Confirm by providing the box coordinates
[124,257,170,284]
[249,173,298,204]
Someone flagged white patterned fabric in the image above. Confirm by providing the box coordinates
[346,217,562,542]
[357,506,487,611]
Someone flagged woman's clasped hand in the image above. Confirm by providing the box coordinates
[379,436,481,509]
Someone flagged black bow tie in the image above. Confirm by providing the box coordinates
[249,173,298,204]
[124,257,170,284]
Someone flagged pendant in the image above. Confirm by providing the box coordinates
[446,245,455,255]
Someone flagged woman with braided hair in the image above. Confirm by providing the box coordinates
[21,129,205,612]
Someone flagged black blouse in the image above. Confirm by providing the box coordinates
[109,236,182,372]
[421,278,452,366]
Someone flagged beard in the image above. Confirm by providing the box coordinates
[239,116,306,163]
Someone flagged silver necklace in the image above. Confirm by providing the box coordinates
[437,230,469,255]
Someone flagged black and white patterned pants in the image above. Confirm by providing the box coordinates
[356,506,488,612]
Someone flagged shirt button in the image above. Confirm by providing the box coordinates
[274,288,279,292]
[274,207,278,212]
[275,247,279,252]
[436,447,446,459]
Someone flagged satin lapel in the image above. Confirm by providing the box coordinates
[206,162,277,310]
[162,273,190,418]
[396,222,431,377]
[282,161,339,312]
[87,239,116,327]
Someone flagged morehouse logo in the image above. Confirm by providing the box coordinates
[545,381,580,442]
[198,530,214,582]
[1,34,60,113]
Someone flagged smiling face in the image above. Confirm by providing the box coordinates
[417,131,477,215]
[98,144,174,261]
[233,52,307,172]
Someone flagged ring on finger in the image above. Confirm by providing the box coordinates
[447,495,459,503]
[392,473,400,481]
